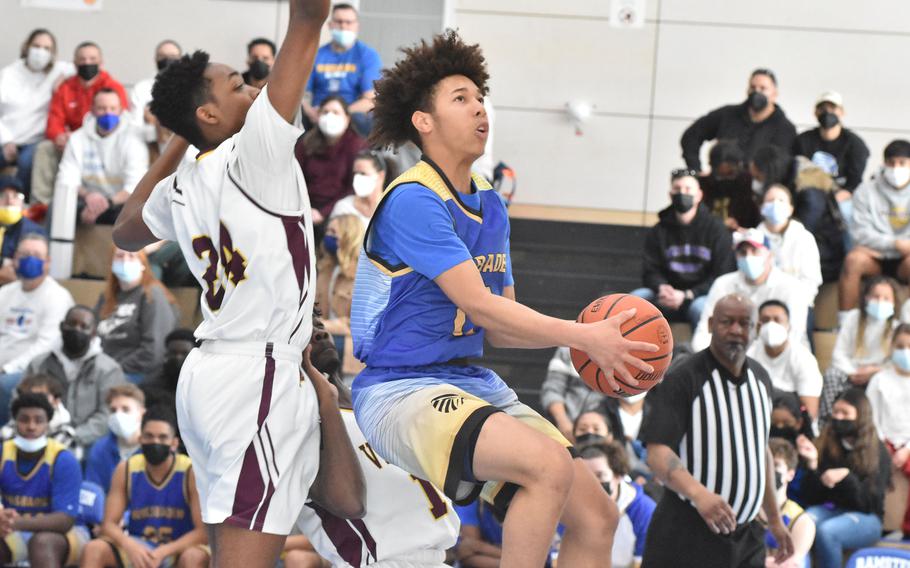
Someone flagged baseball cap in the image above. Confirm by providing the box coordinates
[0,175,23,194]
[815,91,843,108]
[733,228,770,251]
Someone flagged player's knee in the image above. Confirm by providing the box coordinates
[527,442,575,497]
[27,531,63,557]
[843,249,871,275]
[177,547,210,568]
[80,539,106,564]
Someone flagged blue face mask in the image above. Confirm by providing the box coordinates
[15,256,44,280]
[331,29,357,49]
[111,260,143,283]
[323,235,339,255]
[866,300,895,321]
[737,254,766,281]
[96,113,120,132]
[761,200,791,227]
[893,348,910,372]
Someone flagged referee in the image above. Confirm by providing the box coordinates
[639,294,793,567]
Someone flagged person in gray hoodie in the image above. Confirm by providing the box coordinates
[24,304,126,448]
[840,140,910,316]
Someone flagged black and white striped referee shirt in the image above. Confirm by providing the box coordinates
[640,349,772,525]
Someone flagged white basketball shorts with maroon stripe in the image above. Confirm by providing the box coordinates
[176,340,320,534]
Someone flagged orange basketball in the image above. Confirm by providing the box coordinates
[570,294,673,398]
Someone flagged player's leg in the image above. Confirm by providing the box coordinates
[79,539,118,568]
[176,544,212,568]
[26,531,68,568]
[557,458,617,566]
[471,411,575,568]
[838,247,881,310]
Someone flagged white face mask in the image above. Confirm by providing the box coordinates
[108,411,139,440]
[318,112,348,138]
[885,166,910,189]
[14,434,47,453]
[751,179,764,194]
[352,173,377,197]
[26,46,52,71]
[760,320,789,349]
[624,392,647,404]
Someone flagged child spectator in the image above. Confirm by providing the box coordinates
[84,384,145,494]
[541,346,607,442]
[762,438,816,568]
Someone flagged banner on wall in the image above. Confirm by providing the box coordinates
[21,0,102,11]
[610,0,645,29]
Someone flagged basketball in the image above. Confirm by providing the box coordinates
[570,294,673,398]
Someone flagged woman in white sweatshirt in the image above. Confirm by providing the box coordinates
[820,276,899,425]
[758,184,823,306]
[867,323,910,456]
[0,29,74,197]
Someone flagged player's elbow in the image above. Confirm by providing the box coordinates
[329,487,366,520]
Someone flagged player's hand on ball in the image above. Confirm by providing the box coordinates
[583,308,658,391]
[693,489,737,535]
[768,517,794,563]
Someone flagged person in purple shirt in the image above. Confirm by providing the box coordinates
[302,3,381,136]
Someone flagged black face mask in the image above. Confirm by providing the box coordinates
[142,443,172,466]
[601,481,613,496]
[831,419,857,438]
[671,193,695,214]
[575,433,606,446]
[769,425,798,444]
[747,91,769,112]
[818,111,839,130]
[77,64,99,81]
[248,59,270,81]
[156,58,178,72]
[774,470,784,490]
[61,328,91,356]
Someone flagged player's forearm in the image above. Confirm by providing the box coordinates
[800,395,819,420]
[309,406,365,519]
[348,96,374,114]
[647,444,705,502]
[761,448,783,525]
[14,512,73,534]
[102,519,134,548]
[113,136,188,251]
[291,0,330,21]
[469,292,582,349]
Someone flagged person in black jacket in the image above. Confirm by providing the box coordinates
[698,141,762,230]
[681,69,796,173]
[796,387,890,568]
[632,169,736,329]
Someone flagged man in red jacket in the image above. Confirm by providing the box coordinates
[30,41,129,205]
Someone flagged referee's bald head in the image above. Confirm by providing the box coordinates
[708,294,754,362]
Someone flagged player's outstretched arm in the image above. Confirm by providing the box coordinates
[113,135,189,251]
[435,260,657,391]
[268,0,331,123]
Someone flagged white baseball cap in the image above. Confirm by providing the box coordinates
[815,91,843,108]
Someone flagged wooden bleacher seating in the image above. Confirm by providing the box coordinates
[61,279,202,329]
[72,224,114,280]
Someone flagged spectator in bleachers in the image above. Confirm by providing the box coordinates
[330,150,389,224]
[303,3,381,136]
[128,40,182,145]
[794,91,869,194]
[541,346,607,442]
[633,169,734,330]
[140,327,195,411]
[30,41,128,205]
[0,233,73,379]
[840,140,910,313]
[750,144,793,196]
[84,384,145,494]
[763,438,816,568]
[580,442,655,568]
[0,392,86,567]
[23,304,125,448]
[95,248,177,382]
[692,228,809,351]
[0,175,46,285]
[698,141,761,230]
[681,68,796,174]
[820,276,899,424]
[80,406,209,568]
[769,392,814,505]
[54,88,149,225]
[0,374,75,453]
[574,409,614,447]
[0,29,74,197]
[747,300,823,419]
[295,95,366,231]
[241,38,275,90]
[866,323,910,537]
[758,184,822,305]
[798,388,890,568]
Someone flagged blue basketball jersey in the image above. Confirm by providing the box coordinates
[126,453,194,545]
[351,158,513,379]
[0,439,79,517]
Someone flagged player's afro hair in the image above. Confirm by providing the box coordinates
[150,50,211,149]
[369,30,489,149]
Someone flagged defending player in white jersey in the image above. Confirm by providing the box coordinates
[112,1,366,567]
[290,315,459,568]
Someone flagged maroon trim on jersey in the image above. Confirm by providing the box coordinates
[281,218,311,296]
[307,502,378,566]
[227,164,307,220]
[226,344,278,531]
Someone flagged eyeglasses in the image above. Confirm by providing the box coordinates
[671,168,699,180]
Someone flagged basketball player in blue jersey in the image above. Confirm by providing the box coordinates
[350,31,659,567]
[0,393,86,568]
[81,407,209,568]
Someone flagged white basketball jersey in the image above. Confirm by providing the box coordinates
[296,410,459,567]
[142,87,315,346]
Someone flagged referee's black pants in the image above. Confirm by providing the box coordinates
[642,491,765,568]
